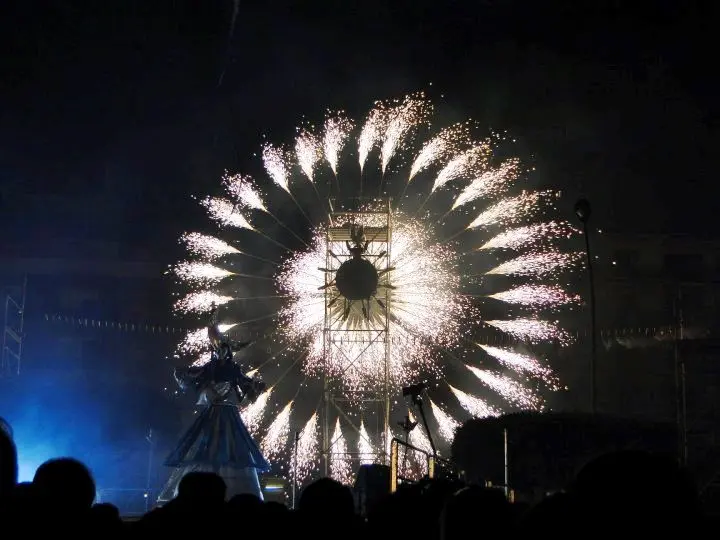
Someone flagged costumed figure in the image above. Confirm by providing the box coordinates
[346,223,369,258]
[158,306,270,503]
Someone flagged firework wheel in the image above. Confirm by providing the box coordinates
[171,92,581,486]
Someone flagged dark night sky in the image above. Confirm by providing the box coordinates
[0,0,717,259]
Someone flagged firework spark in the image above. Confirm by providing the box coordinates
[380,94,432,174]
[223,173,267,212]
[407,412,433,475]
[489,284,580,310]
[295,131,323,182]
[262,144,292,193]
[430,400,460,443]
[262,401,293,460]
[358,106,389,172]
[478,344,557,387]
[452,159,520,210]
[330,419,353,485]
[241,386,273,435]
[485,318,570,344]
[323,113,353,175]
[409,123,471,181]
[432,143,491,192]
[467,191,552,230]
[178,324,237,355]
[277,218,468,390]
[180,232,240,260]
[172,261,234,287]
[486,251,582,278]
[478,222,577,251]
[190,353,211,367]
[449,385,500,418]
[408,414,433,455]
[466,366,541,410]
[202,197,255,230]
[174,291,234,314]
[359,421,375,465]
[291,412,320,483]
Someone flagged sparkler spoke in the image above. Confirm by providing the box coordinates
[266,210,310,248]
[286,190,314,227]
[398,180,411,203]
[412,191,434,219]
[438,226,471,245]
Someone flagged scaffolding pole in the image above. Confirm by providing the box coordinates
[2,276,27,378]
[321,198,393,480]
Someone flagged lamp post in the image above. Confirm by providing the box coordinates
[575,198,597,414]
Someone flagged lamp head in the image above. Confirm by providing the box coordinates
[574,198,591,223]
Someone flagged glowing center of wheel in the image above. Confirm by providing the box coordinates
[334,258,379,301]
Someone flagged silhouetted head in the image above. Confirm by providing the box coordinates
[228,492,263,514]
[91,502,121,520]
[299,477,355,519]
[33,457,96,510]
[441,486,511,540]
[572,450,700,531]
[520,492,574,534]
[178,471,226,505]
[0,427,17,498]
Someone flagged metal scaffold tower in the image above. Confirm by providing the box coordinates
[321,198,393,478]
[2,276,27,378]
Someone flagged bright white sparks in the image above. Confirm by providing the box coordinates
[277,217,468,391]
[291,413,320,483]
[479,222,577,251]
[478,344,557,386]
[174,291,234,314]
[408,414,433,455]
[467,191,549,230]
[466,366,541,410]
[485,318,571,344]
[449,385,500,418]
[452,159,520,210]
[179,324,237,355]
[486,251,582,278]
[201,197,255,230]
[262,144,292,193]
[180,232,240,260]
[241,386,273,436]
[190,352,212,367]
[323,114,353,175]
[407,417,433,476]
[409,123,471,181]
[489,284,580,310]
[223,173,267,212]
[295,131,322,182]
[380,94,431,174]
[261,401,293,459]
[330,418,353,485]
[432,144,490,192]
[429,400,460,443]
[358,106,388,172]
[173,261,233,287]
[359,421,376,465]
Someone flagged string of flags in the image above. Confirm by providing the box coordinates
[43,313,703,344]
[42,313,280,339]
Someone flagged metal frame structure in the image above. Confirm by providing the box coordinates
[2,276,26,378]
[321,198,393,477]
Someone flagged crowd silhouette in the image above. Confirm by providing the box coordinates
[0,427,707,536]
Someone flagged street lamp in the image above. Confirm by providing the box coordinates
[575,198,597,414]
